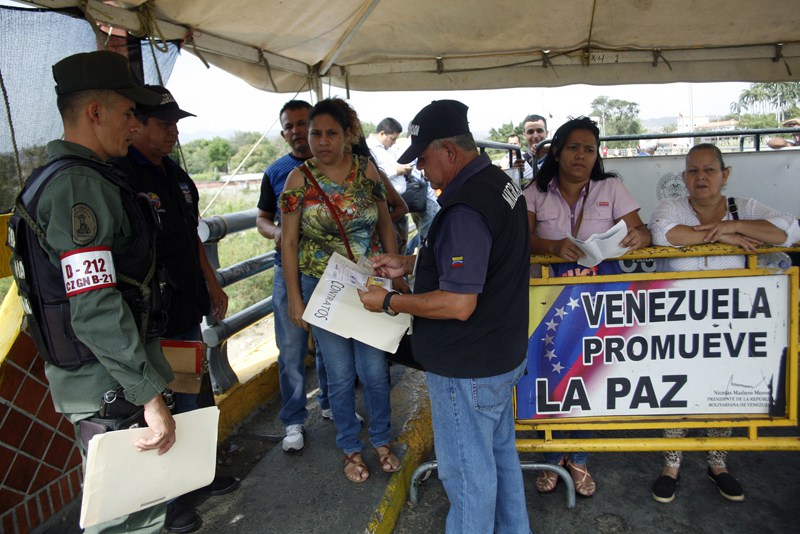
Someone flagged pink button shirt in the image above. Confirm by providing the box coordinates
[523,177,640,240]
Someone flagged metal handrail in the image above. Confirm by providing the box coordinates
[199,209,275,393]
[477,126,800,165]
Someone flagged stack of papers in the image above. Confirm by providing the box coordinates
[80,407,219,529]
[566,220,630,268]
[303,253,411,352]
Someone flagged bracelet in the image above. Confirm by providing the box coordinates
[383,290,400,316]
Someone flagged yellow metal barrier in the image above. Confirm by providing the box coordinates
[515,244,800,452]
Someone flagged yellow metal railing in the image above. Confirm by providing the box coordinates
[516,244,800,452]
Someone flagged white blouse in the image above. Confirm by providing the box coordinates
[649,196,800,271]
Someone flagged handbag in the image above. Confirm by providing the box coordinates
[401,178,428,213]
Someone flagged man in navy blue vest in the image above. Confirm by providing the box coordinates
[358,100,532,534]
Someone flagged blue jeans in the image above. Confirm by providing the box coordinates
[544,431,592,465]
[302,274,392,453]
[274,264,329,426]
[427,358,531,534]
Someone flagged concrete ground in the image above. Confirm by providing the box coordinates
[33,320,800,534]
[395,432,800,534]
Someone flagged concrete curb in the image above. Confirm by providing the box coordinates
[215,357,435,533]
[367,380,434,534]
[215,359,280,442]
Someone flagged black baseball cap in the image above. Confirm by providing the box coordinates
[136,85,196,121]
[397,100,471,164]
[52,51,160,106]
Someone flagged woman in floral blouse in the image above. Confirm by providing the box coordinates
[280,97,400,483]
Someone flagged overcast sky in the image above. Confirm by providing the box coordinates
[168,52,751,142]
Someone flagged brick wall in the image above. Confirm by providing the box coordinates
[0,332,82,533]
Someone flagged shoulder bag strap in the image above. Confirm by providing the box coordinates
[298,164,356,261]
[727,197,739,220]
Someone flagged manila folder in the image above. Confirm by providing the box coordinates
[79,406,219,529]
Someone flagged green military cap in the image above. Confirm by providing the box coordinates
[52,50,160,106]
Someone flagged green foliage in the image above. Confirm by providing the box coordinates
[229,131,264,152]
[662,122,678,134]
[361,121,376,137]
[489,121,525,142]
[207,137,234,173]
[229,138,281,175]
[730,82,800,122]
[199,187,273,314]
[486,121,525,159]
[1,146,49,212]
[0,277,12,303]
[178,138,211,175]
[736,113,780,130]
[590,96,643,148]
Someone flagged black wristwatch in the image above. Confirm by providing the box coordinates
[382,290,400,316]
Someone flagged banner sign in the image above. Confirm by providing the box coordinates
[516,275,788,420]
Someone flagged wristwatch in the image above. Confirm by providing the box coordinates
[382,290,400,316]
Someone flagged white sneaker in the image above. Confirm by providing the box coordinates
[282,424,304,452]
[321,409,364,424]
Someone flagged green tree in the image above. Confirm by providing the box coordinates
[488,120,524,143]
[736,113,780,130]
[590,96,643,148]
[730,82,800,122]
[361,121,376,137]
[207,137,233,174]
[229,139,281,175]
[229,131,264,152]
[1,145,48,212]
[177,138,210,175]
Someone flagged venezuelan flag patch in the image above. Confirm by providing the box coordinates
[451,256,464,268]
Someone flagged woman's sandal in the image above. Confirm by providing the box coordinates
[536,458,564,494]
[374,445,401,473]
[567,461,596,498]
[344,452,369,483]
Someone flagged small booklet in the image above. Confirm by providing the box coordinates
[566,220,630,268]
[327,253,393,290]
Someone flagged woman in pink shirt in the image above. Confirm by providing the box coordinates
[523,117,650,497]
[524,116,650,277]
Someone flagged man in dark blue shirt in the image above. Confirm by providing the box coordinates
[359,100,531,534]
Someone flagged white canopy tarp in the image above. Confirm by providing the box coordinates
[21,0,800,93]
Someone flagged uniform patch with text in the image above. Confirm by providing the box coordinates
[60,247,117,297]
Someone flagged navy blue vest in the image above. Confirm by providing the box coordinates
[412,165,530,378]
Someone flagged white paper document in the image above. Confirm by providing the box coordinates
[326,252,393,290]
[79,407,220,529]
[566,220,630,268]
[303,253,411,352]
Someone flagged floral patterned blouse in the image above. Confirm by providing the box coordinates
[279,154,387,278]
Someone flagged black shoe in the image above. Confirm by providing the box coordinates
[707,467,744,501]
[652,474,679,503]
[194,474,241,497]
[165,500,201,533]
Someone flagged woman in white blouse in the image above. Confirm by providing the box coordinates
[649,143,800,504]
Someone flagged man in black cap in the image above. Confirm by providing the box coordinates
[358,100,532,533]
[8,51,175,533]
[112,85,238,533]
